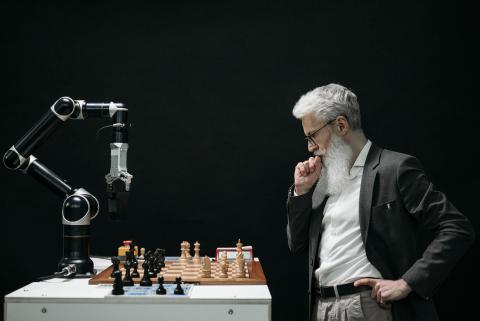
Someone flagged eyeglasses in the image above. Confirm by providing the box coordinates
[304,119,336,146]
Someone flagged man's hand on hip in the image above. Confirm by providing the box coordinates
[354,278,412,307]
[294,156,322,195]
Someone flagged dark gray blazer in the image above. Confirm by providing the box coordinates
[286,143,475,321]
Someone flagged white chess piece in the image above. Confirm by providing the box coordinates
[219,260,228,278]
[186,241,192,259]
[236,251,246,278]
[180,241,188,264]
[193,241,201,264]
[221,250,228,263]
[201,256,211,278]
[236,239,243,252]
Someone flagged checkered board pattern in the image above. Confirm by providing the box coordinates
[160,260,249,282]
[89,259,267,285]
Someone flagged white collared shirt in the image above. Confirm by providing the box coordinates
[315,140,382,286]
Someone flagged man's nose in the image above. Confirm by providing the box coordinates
[308,143,318,153]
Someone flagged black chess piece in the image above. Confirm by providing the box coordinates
[112,270,125,295]
[130,241,137,258]
[132,246,138,264]
[174,277,184,295]
[131,261,140,278]
[144,250,152,262]
[156,276,167,295]
[111,257,120,278]
[125,250,133,266]
[159,249,166,268]
[152,255,160,274]
[123,261,134,286]
[148,258,158,278]
[140,261,152,286]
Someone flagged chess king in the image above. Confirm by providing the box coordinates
[286,84,475,321]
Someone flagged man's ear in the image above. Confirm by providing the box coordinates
[335,115,349,136]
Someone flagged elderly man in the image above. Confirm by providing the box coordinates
[286,84,474,321]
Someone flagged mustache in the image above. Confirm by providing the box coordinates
[313,147,327,156]
[314,150,326,157]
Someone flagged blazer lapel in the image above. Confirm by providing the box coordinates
[359,143,382,245]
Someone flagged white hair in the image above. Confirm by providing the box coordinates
[292,83,362,131]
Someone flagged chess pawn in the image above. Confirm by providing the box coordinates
[221,251,228,263]
[201,256,211,278]
[156,276,167,295]
[193,241,201,264]
[139,248,145,260]
[219,260,228,278]
[174,277,184,295]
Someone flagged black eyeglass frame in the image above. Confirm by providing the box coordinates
[304,115,348,146]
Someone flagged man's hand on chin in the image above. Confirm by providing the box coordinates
[294,156,322,195]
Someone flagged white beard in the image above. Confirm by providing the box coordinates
[312,134,353,207]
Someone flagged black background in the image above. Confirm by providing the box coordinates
[1,1,478,321]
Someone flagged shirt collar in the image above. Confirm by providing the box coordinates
[352,140,372,168]
[348,140,372,179]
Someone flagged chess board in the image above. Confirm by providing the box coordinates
[89,259,267,285]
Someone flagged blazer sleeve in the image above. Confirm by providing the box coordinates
[286,184,314,254]
[397,156,475,299]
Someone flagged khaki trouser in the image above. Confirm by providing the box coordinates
[313,290,393,321]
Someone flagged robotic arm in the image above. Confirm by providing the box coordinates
[3,97,133,277]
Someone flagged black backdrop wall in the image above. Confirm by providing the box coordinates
[1,1,478,321]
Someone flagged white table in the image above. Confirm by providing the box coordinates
[4,258,272,321]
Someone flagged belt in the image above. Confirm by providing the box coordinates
[315,282,371,299]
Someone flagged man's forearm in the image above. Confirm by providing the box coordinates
[286,185,313,253]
